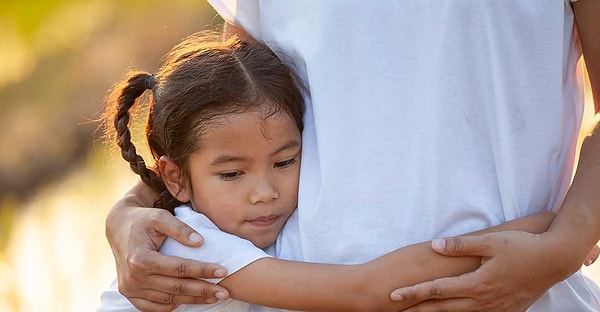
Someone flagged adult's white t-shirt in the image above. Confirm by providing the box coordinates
[208,1,600,311]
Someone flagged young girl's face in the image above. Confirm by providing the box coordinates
[182,108,301,248]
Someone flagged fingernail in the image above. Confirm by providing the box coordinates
[214,268,227,277]
[205,297,217,304]
[432,239,446,251]
[189,232,203,243]
[216,291,228,300]
[390,292,404,301]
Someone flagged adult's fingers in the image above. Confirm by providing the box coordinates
[141,273,230,301]
[120,253,229,298]
[394,231,552,312]
[400,298,487,312]
[128,286,224,305]
[128,252,227,279]
[391,273,479,302]
[147,209,205,248]
[391,275,522,312]
[128,297,178,312]
[430,234,496,257]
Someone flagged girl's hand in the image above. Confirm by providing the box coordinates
[106,204,229,312]
[390,231,579,312]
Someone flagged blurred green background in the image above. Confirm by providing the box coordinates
[0,1,221,311]
[0,1,599,312]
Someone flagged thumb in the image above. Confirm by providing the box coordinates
[152,212,204,247]
[431,234,492,257]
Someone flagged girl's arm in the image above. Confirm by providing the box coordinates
[220,212,554,312]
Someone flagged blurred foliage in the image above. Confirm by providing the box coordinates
[0,2,222,310]
[0,0,222,204]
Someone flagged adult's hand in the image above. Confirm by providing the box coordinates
[106,203,229,312]
[390,230,581,312]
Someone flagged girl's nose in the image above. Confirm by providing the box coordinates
[249,174,279,204]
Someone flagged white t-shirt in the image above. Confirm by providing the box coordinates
[208,1,600,311]
[97,206,272,312]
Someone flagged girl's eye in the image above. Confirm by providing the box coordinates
[219,171,243,181]
[274,158,297,169]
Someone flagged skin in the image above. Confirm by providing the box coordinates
[390,0,600,311]
[159,109,302,249]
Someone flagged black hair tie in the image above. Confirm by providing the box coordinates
[144,74,157,90]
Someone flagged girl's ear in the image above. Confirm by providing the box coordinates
[158,156,191,203]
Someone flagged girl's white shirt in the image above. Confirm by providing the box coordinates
[97,206,272,312]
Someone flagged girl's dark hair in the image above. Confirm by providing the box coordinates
[103,32,305,213]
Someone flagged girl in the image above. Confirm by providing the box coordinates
[97,32,555,312]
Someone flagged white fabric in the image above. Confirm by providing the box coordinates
[208,1,600,311]
[97,206,271,312]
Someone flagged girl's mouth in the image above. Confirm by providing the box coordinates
[247,215,280,226]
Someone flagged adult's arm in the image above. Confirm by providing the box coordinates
[105,181,230,312]
[218,212,554,312]
[390,1,600,310]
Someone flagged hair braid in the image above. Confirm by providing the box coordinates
[111,73,177,212]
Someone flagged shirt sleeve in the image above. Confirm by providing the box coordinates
[207,0,263,40]
[160,207,271,284]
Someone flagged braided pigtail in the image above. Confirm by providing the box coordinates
[113,73,161,187]
[107,72,180,213]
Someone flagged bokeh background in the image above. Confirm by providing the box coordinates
[0,1,221,311]
[0,1,599,312]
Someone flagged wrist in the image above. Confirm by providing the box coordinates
[548,201,600,271]
[540,230,586,280]
[126,181,160,207]
[105,201,133,245]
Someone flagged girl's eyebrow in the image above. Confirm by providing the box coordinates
[210,155,244,166]
[210,139,301,166]
[271,139,301,156]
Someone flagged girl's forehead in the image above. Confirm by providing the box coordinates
[209,108,297,132]
[191,110,301,162]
